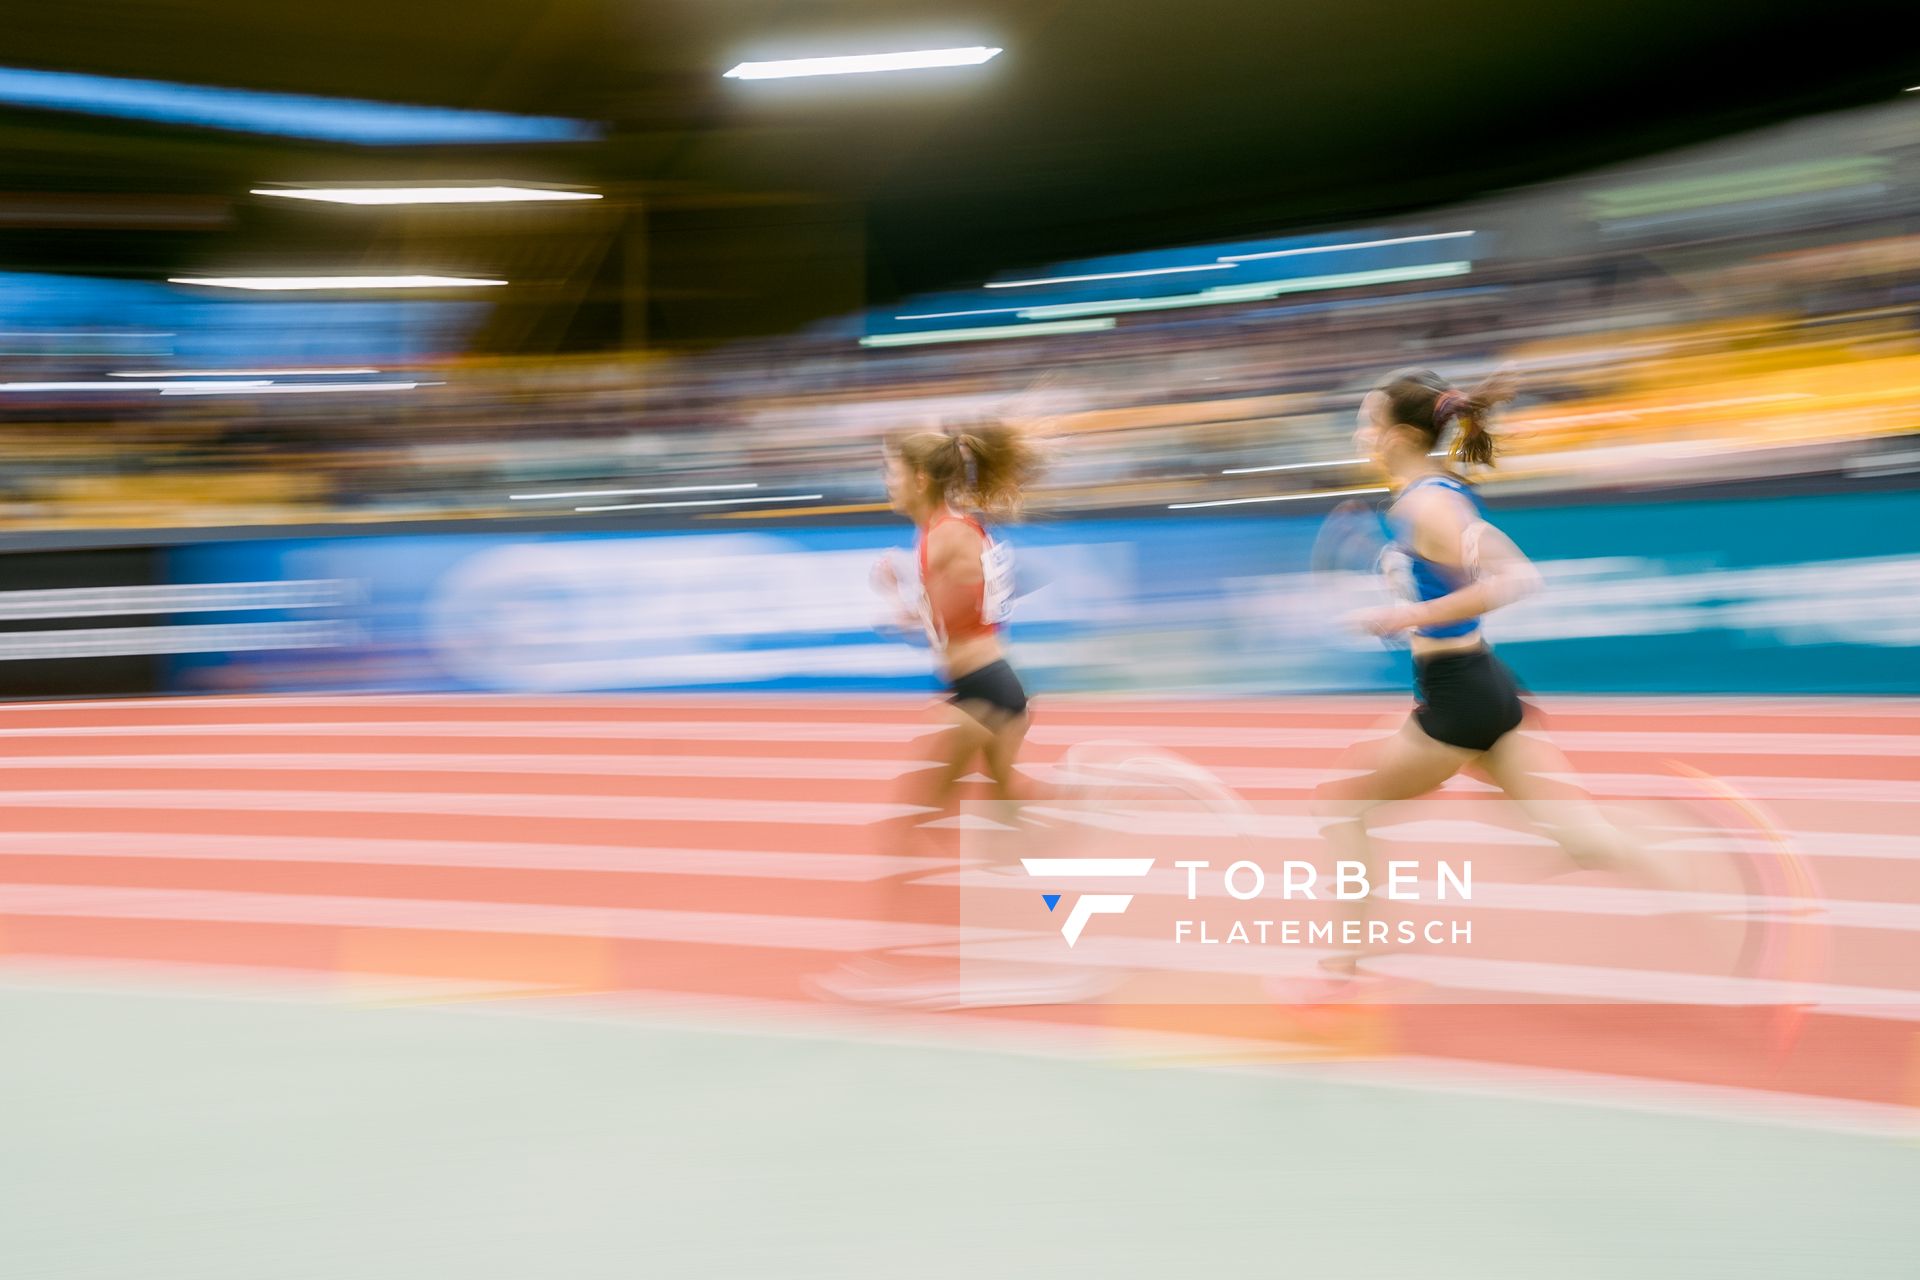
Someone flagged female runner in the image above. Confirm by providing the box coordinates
[810,421,1051,1007]
[1314,368,1657,977]
[878,421,1040,825]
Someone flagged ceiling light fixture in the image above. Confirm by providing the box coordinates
[724,47,1001,80]
[986,263,1233,289]
[112,367,380,378]
[1219,230,1475,263]
[859,318,1115,348]
[1168,486,1391,510]
[168,275,506,291]
[252,185,601,206]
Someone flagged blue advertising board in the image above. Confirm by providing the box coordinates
[162,488,1920,697]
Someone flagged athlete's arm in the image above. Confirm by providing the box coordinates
[1363,486,1541,636]
[923,519,986,640]
[870,554,925,636]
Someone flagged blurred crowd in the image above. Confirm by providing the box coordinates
[3,122,1918,532]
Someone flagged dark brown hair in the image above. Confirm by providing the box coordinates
[1376,368,1514,468]
[888,420,1045,517]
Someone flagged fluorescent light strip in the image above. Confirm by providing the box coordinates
[159,382,436,396]
[0,64,599,145]
[169,275,506,291]
[860,318,1115,348]
[1222,457,1367,475]
[112,367,379,378]
[1020,262,1472,320]
[986,263,1234,289]
[1168,485,1389,510]
[0,380,272,392]
[893,306,1031,321]
[253,186,601,206]
[576,494,824,513]
[1019,280,1282,320]
[1220,230,1475,263]
[1222,449,1444,476]
[1240,260,1471,295]
[724,47,1001,80]
[511,484,759,501]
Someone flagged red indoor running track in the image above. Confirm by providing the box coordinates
[0,692,1915,1118]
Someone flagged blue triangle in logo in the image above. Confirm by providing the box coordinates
[1042,894,1061,912]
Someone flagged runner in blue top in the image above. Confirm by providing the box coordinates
[1313,368,1659,979]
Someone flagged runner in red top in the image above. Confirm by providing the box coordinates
[878,421,1038,820]
[808,420,1048,1009]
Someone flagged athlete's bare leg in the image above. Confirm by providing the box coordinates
[875,704,991,859]
[979,708,1031,810]
[1477,722,1674,888]
[1313,718,1473,974]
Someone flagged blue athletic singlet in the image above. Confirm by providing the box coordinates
[1382,474,1488,641]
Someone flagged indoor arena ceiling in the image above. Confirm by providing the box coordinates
[4,0,1915,319]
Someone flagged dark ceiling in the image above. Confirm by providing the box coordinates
[4,0,1916,341]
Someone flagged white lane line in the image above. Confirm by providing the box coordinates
[1027,765,1920,804]
[930,864,1907,933]
[1377,817,1920,863]
[4,693,1915,717]
[1031,725,1920,756]
[0,790,929,825]
[0,782,1908,845]
[1,875,1907,1010]
[0,751,1908,807]
[0,694,939,710]
[3,881,1907,1012]
[0,885,1018,953]
[0,781,1909,858]
[0,826,1902,922]
[3,718,1918,756]
[0,833,914,882]
[0,753,931,781]
[0,720,953,742]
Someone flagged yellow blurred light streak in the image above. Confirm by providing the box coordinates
[575,494,824,513]
[707,502,893,520]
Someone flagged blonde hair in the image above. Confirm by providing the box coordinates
[888,420,1045,517]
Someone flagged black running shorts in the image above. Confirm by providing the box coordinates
[1412,647,1527,753]
[947,658,1030,723]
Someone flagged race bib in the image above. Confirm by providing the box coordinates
[980,537,1017,625]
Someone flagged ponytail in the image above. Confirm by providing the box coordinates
[1380,367,1516,471]
[1453,370,1516,469]
[889,418,1046,516]
[951,421,1044,517]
